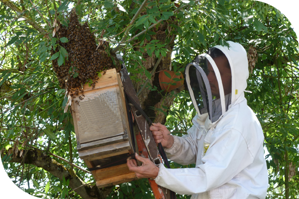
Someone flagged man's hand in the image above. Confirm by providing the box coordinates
[150,123,174,149]
[127,153,159,179]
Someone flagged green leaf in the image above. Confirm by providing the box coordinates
[57,89,65,96]
[60,46,68,58]
[49,9,55,15]
[136,15,148,27]
[62,188,67,198]
[60,37,69,43]
[39,52,48,63]
[37,45,47,55]
[6,36,19,46]
[144,70,151,79]
[148,15,156,24]
[253,19,267,32]
[197,32,206,45]
[57,0,69,12]
[11,58,14,68]
[25,189,35,193]
[161,49,167,57]
[160,4,172,10]
[164,71,172,79]
[62,95,68,109]
[144,19,149,29]
[73,72,78,78]
[51,37,57,46]
[32,179,39,188]
[104,0,114,9]
[0,72,11,87]
[45,181,50,193]
[50,52,60,60]
[155,49,160,57]
[44,125,56,140]
[58,53,64,66]
[161,12,173,20]
[173,78,181,82]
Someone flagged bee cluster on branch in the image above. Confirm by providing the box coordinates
[51,9,121,96]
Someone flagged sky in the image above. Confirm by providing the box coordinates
[0,0,298,198]
[259,0,299,43]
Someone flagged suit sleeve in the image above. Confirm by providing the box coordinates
[155,129,254,195]
[164,125,204,165]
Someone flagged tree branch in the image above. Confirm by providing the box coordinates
[137,55,163,96]
[3,90,53,113]
[111,0,148,53]
[4,147,102,199]
[48,152,91,174]
[0,0,47,35]
[120,0,148,43]
[0,33,7,67]
[137,35,175,96]
[112,3,190,53]
[112,1,188,53]
[45,0,53,24]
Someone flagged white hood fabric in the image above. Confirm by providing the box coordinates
[154,41,268,199]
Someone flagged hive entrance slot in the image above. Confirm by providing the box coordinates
[90,153,130,169]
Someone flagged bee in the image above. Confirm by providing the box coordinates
[75,100,80,106]
[74,90,79,96]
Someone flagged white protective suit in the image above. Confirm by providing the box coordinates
[154,42,268,199]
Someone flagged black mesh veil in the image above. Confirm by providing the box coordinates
[185,61,213,120]
[185,54,230,122]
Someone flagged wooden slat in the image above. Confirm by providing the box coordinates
[83,68,118,92]
[84,156,136,188]
[79,134,125,150]
[72,103,81,149]
[94,163,131,180]
[85,150,129,162]
[96,172,136,188]
[78,140,131,160]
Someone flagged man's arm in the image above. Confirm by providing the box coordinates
[154,129,254,194]
[128,128,254,195]
[127,153,159,179]
[150,123,200,165]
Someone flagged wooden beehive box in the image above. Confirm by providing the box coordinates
[70,68,137,187]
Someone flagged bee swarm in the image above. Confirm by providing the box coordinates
[51,10,121,94]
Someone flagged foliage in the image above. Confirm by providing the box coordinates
[0,0,298,198]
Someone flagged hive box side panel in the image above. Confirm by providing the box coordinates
[94,164,137,188]
[78,140,131,160]
[75,86,125,144]
[79,134,124,150]
[116,74,134,150]
[71,68,133,150]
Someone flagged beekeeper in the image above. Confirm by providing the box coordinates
[127,41,268,199]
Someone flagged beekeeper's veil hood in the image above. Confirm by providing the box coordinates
[185,41,249,123]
